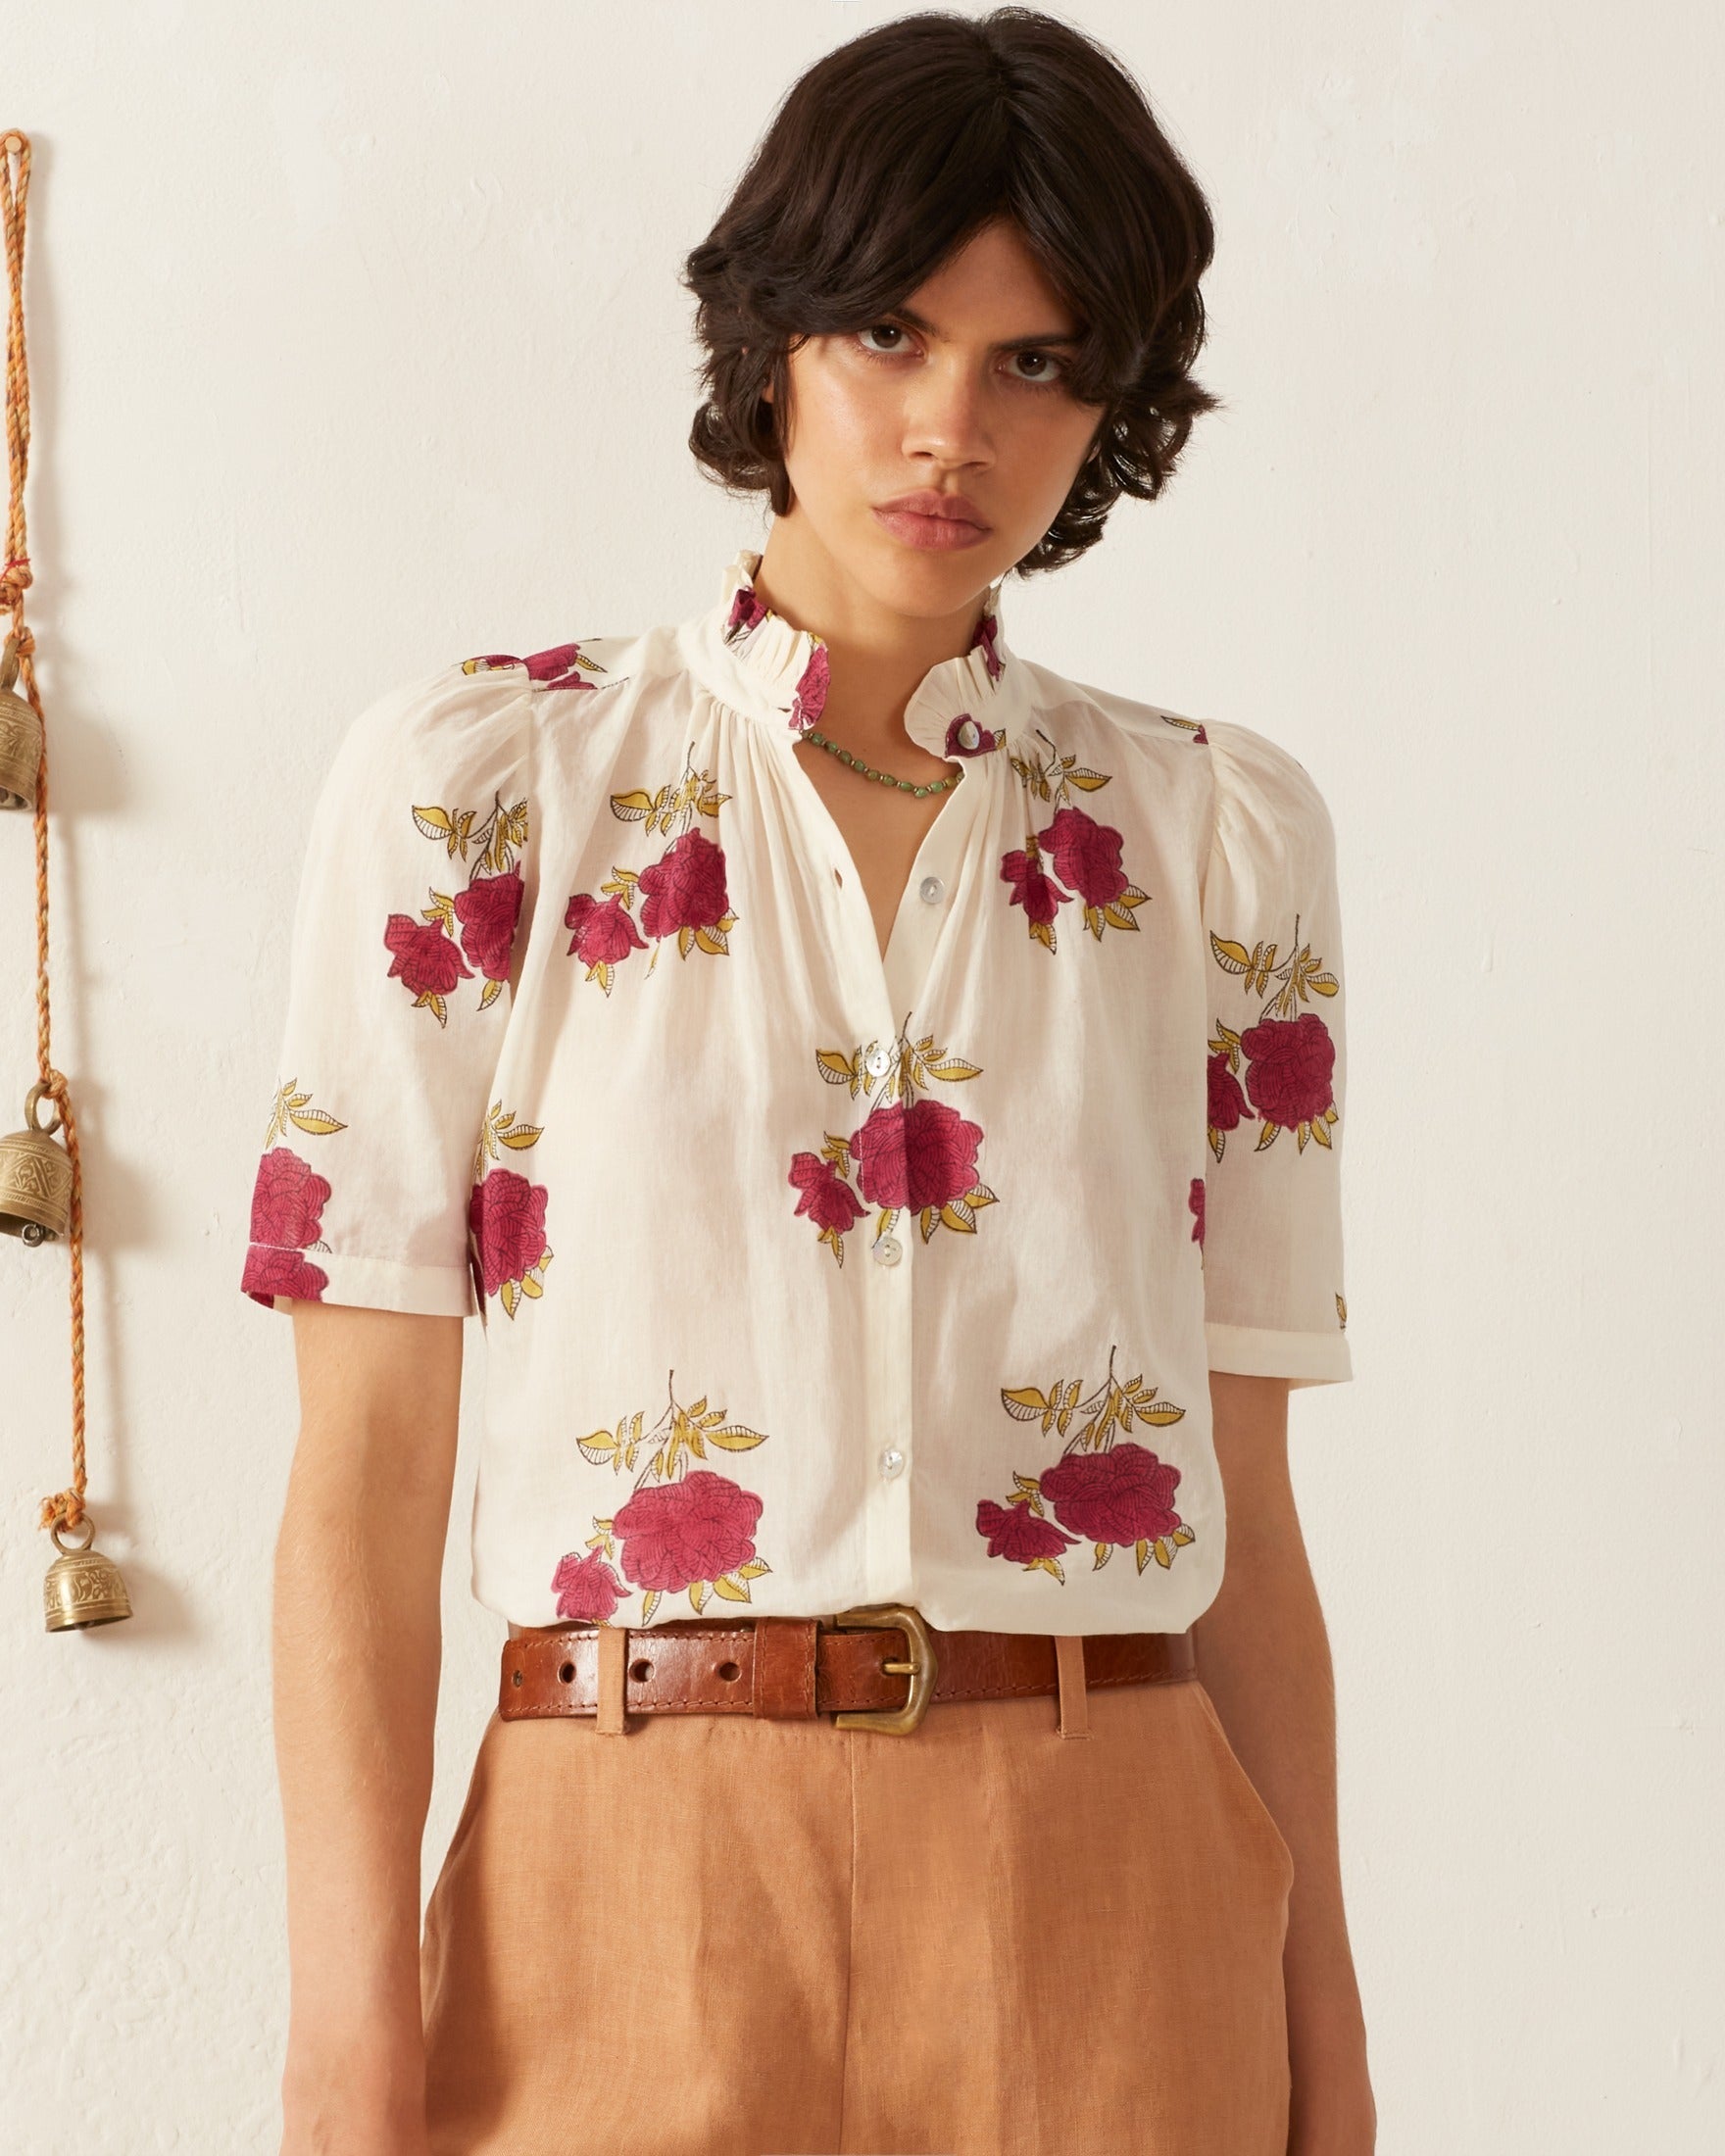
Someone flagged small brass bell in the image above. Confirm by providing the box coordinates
[44,1514,133,1631]
[0,631,41,810]
[0,1080,74,1244]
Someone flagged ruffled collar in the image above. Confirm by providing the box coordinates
[678,545,1032,762]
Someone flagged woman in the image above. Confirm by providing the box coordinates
[246,10,1375,2152]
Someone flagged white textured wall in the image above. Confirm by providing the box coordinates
[2,4,1719,2149]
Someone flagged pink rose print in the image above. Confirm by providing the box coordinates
[788,1152,868,1238]
[977,1345,1195,1582]
[975,1498,1079,1564]
[637,827,730,940]
[519,642,602,690]
[1040,1443,1185,1546]
[788,1024,997,1262]
[1208,1050,1252,1136]
[249,1146,330,1248]
[1003,725,1150,953]
[1189,1176,1206,1248]
[968,606,1004,683]
[788,641,830,733]
[614,1470,765,1596]
[241,1245,329,1304]
[561,1374,774,1623]
[384,912,471,999]
[452,869,524,981]
[1206,1046,1255,1161]
[461,641,608,691]
[551,1548,627,1624]
[565,756,739,991]
[1208,915,1341,1152]
[242,1088,349,1307]
[999,846,1073,927]
[392,792,531,1022]
[852,1097,982,1215]
[1241,1012,1336,1130]
[468,1165,551,1318]
[725,586,767,640]
[1037,805,1129,908]
[565,891,650,978]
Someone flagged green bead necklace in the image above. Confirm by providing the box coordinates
[801,727,960,798]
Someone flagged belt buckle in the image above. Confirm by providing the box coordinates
[827,1602,939,1735]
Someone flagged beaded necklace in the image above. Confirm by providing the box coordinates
[799,728,961,799]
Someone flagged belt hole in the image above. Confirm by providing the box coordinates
[512,1669,523,1688]
[630,1657,653,1684]
[715,1658,740,1683]
[559,1661,574,1685]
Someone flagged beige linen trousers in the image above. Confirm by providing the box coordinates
[419,1642,1296,2156]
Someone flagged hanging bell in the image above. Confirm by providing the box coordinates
[0,631,42,810]
[44,1514,133,1631]
[0,1080,74,1244]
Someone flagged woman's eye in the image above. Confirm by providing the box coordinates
[1008,350,1069,389]
[856,323,909,357]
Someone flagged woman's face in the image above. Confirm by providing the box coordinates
[766,217,1107,618]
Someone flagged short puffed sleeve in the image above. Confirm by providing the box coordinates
[239,658,536,1317]
[1198,721,1352,1385]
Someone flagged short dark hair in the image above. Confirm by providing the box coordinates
[680,6,1223,576]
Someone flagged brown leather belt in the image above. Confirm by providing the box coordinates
[501,1600,1197,1737]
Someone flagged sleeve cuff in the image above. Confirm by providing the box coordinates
[240,1242,475,1319]
[1205,1319,1353,1387]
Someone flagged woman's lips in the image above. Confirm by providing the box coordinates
[871,506,993,552]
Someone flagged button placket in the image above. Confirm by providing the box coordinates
[880,761,985,1020]
[862,1201,916,1603]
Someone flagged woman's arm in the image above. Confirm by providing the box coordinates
[273,1300,464,2156]
[1193,1369,1376,2155]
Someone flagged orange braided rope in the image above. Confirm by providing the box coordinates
[1,130,90,1538]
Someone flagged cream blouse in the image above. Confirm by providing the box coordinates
[240,545,1351,1636]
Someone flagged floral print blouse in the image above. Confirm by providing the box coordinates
[240,546,1351,1636]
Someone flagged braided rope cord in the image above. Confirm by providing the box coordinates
[1,130,91,1538]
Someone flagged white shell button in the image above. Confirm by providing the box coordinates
[878,1446,906,1479]
[918,874,945,905]
[863,1044,894,1078]
[871,1232,903,1266]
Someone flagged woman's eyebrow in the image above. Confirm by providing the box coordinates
[889,304,1084,352]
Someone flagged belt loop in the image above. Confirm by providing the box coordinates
[1055,1634,1091,1739]
[752,1616,820,1718]
[595,1623,628,1735]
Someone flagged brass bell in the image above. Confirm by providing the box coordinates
[0,1080,74,1244]
[44,1514,133,1631]
[0,631,41,810]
